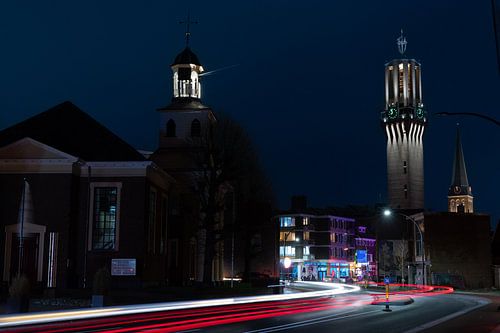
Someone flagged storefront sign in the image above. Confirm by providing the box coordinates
[356,250,368,263]
[111,259,136,276]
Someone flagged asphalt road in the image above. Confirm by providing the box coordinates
[2,289,499,332]
[205,292,497,333]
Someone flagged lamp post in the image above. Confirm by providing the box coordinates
[435,112,500,127]
[383,209,426,285]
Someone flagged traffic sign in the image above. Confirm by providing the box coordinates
[383,277,390,285]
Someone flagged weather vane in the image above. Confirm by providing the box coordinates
[397,29,407,55]
[180,11,198,46]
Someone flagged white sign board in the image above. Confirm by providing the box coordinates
[111,259,136,276]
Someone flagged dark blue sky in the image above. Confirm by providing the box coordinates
[1,1,499,226]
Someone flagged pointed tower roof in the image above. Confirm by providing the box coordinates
[172,47,202,66]
[450,127,469,187]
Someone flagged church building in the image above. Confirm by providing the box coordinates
[447,128,473,213]
[0,102,174,291]
[151,38,226,284]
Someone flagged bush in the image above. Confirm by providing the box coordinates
[92,267,111,295]
[9,274,30,299]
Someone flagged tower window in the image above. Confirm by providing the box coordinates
[191,119,201,137]
[166,119,176,137]
[404,184,408,199]
[178,67,191,80]
[403,161,407,174]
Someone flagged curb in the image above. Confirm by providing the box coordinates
[371,297,414,306]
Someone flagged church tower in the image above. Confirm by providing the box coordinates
[382,32,427,209]
[151,24,223,284]
[154,38,216,171]
[448,128,473,213]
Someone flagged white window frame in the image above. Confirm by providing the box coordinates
[88,182,122,251]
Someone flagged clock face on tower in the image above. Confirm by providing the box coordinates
[453,186,461,194]
[388,107,398,120]
[416,107,424,119]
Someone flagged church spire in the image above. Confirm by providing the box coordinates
[448,126,473,213]
[450,126,469,188]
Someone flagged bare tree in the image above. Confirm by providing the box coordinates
[393,240,409,284]
[193,113,273,284]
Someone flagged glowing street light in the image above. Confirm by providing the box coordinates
[383,209,426,285]
[283,257,292,269]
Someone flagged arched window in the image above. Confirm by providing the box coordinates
[191,119,201,137]
[166,119,176,137]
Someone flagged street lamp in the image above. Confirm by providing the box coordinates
[435,112,500,127]
[383,209,426,285]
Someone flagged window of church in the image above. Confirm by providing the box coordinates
[166,119,176,137]
[148,189,157,254]
[191,119,201,137]
[160,195,167,254]
[92,187,119,251]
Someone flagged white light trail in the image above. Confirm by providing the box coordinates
[0,282,360,328]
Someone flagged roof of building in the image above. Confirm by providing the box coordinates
[0,101,146,162]
[172,47,202,66]
[158,97,211,112]
[449,127,470,193]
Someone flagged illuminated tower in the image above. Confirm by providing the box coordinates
[155,16,216,152]
[382,31,427,209]
[448,128,473,213]
[157,45,215,150]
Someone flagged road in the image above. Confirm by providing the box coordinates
[1,285,499,333]
[208,292,495,333]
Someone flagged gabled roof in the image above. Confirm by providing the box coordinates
[0,137,78,161]
[0,101,146,162]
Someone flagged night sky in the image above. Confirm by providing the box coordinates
[1,1,499,227]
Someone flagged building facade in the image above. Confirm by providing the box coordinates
[382,32,427,209]
[424,212,492,289]
[0,102,174,291]
[151,44,225,284]
[276,208,376,283]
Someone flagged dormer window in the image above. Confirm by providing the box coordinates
[166,119,176,137]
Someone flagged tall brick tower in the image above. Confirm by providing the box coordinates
[382,31,427,209]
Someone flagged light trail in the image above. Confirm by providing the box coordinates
[9,298,335,333]
[0,282,360,329]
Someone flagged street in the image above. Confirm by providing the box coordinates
[1,284,499,333]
